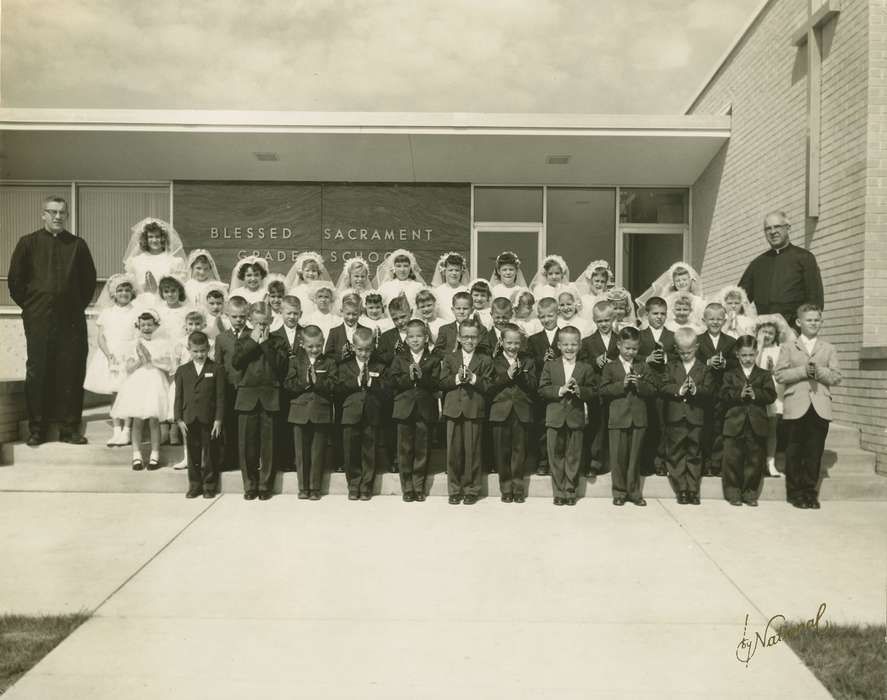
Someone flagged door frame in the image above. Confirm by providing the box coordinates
[615,223,689,289]
[471,222,546,280]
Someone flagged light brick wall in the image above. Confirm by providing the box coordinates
[689,0,887,466]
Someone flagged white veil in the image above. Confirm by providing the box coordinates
[429,251,470,287]
[123,217,185,265]
[488,250,528,289]
[607,286,638,326]
[373,248,427,287]
[95,272,137,311]
[577,259,615,296]
[186,248,221,282]
[713,284,757,317]
[229,256,270,293]
[529,254,571,290]
[335,256,375,295]
[284,251,333,291]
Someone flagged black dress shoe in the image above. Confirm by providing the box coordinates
[244,491,258,501]
[463,495,477,505]
[185,488,202,499]
[26,434,44,447]
[689,493,701,505]
[809,498,821,509]
[790,498,805,509]
[258,491,272,501]
[348,493,359,501]
[359,494,371,501]
[514,495,525,503]
[565,497,576,506]
[415,493,426,502]
[60,433,88,445]
[448,495,461,505]
[402,492,416,502]
[613,497,626,506]
[203,489,217,499]
[553,497,564,506]
[308,492,321,501]
[501,494,513,503]
[677,491,688,504]
[743,498,758,507]
[633,498,647,507]
[131,458,144,471]
[297,491,309,500]
[728,499,742,506]
[147,459,161,471]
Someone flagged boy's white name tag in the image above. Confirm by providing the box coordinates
[204,372,214,378]
[315,369,328,373]
[369,371,380,378]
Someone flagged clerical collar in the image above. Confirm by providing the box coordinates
[771,242,791,255]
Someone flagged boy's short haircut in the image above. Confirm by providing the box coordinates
[226,295,249,311]
[187,331,209,347]
[406,319,429,336]
[281,295,301,309]
[388,295,411,315]
[558,325,581,341]
[515,290,535,307]
[185,310,206,325]
[452,291,472,306]
[302,324,323,341]
[618,326,640,342]
[645,296,667,312]
[672,293,693,307]
[537,297,558,313]
[352,327,374,345]
[341,296,361,313]
[796,303,822,316]
[460,317,481,333]
[470,280,492,297]
[734,334,758,352]
[364,292,383,306]
[206,289,225,302]
[704,302,725,315]
[592,301,614,316]
[674,327,698,347]
[491,297,513,313]
[415,289,436,305]
[267,280,285,295]
[249,301,272,320]
[501,322,523,339]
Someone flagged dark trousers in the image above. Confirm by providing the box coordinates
[492,412,528,497]
[446,418,484,497]
[547,426,583,498]
[589,401,608,471]
[397,418,430,495]
[665,421,702,495]
[237,408,276,493]
[293,422,329,494]
[343,422,378,496]
[784,406,829,502]
[702,403,725,474]
[722,425,765,502]
[185,420,217,491]
[640,397,667,474]
[609,426,645,501]
[274,393,295,471]
[533,401,549,469]
[221,387,239,470]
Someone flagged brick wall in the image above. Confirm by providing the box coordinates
[689,0,887,466]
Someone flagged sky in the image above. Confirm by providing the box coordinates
[0,0,763,113]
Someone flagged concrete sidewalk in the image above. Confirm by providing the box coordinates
[2,494,884,698]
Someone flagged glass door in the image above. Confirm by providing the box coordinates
[472,224,543,282]
[617,224,688,303]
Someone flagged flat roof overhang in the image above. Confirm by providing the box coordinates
[0,109,730,185]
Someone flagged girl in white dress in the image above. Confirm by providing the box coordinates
[334,256,375,312]
[85,273,139,446]
[512,289,542,336]
[489,250,529,301]
[637,262,706,327]
[468,279,494,330]
[606,287,639,330]
[664,292,706,334]
[756,314,795,477]
[285,251,333,317]
[124,218,187,304]
[184,249,222,309]
[714,285,758,338]
[529,254,571,302]
[302,283,340,341]
[413,288,445,345]
[430,252,470,322]
[229,256,270,305]
[374,249,427,308]
[111,309,174,471]
[358,292,394,343]
[156,276,193,446]
[577,260,615,322]
[556,286,595,338]
[265,274,287,331]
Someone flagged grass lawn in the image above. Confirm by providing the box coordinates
[0,612,90,694]
[782,622,886,700]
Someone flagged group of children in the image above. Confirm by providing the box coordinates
[83,217,840,508]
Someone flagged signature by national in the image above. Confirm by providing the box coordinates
[735,602,827,667]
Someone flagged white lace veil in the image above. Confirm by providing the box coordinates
[186,248,221,282]
[577,259,615,296]
[755,313,796,345]
[430,251,470,287]
[607,286,638,326]
[529,254,571,290]
[95,272,138,311]
[373,248,427,287]
[335,256,374,295]
[636,261,704,316]
[229,256,270,293]
[284,251,333,291]
[307,281,337,305]
[489,251,528,289]
[713,284,758,317]
[123,217,186,266]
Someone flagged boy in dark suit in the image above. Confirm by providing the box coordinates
[661,328,715,505]
[285,324,336,500]
[435,291,490,355]
[539,326,597,506]
[374,296,412,473]
[720,335,776,506]
[336,328,387,501]
[390,319,440,502]
[483,297,526,355]
[270,295,303,472]
[600,327,657,506]
[440,318,493,505]
[174,331,225,499]
[232,302,289,501]
[527,297,560,475]
[214,296,250,472]
[697,302,735,476]
[579,301,620,475]
[638,296,675,476]
[488,324,536,503]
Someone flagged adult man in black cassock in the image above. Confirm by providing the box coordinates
[8,197,97,446]
[738,210,824,327]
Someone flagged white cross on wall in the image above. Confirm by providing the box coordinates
[791,0,841,219]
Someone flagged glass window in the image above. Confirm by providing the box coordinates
[476,229,539,283]
[623,232,684,302]
[619,188,688,224]
[546,188,615,282]
[474,187,543,222]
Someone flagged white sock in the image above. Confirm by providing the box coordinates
[149,449,160,462]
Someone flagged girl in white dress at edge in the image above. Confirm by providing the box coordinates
[229,255,270,305]
[285,251,333,317]
[374,249,427,309]
[430,251,470,322]
[124,218,187,304]
[85,273,139,447]
[111,309,175,471]
[755,313,795,478]
[489,250,529,302]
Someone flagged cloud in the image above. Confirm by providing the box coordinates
[0,0,762,113]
